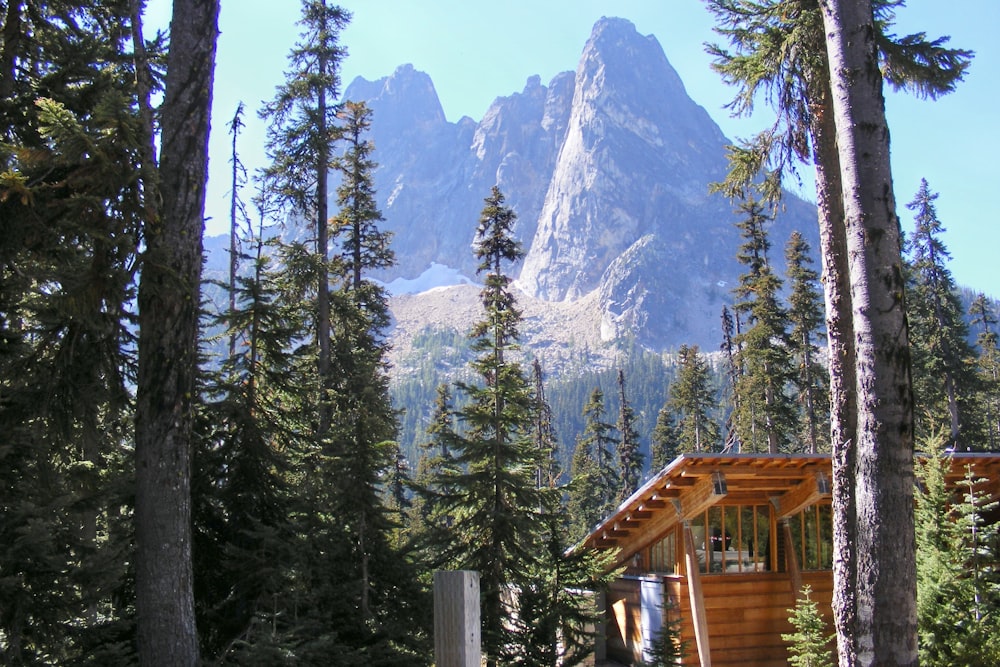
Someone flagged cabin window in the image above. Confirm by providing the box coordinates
[649,529,677,574]
[694,504,772,574]
[788,503,833,570]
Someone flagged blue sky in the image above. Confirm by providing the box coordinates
[147,1,997,298]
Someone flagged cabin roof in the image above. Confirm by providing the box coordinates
[581,452,1000,560]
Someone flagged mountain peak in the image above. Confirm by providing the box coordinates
[343,64,446,128]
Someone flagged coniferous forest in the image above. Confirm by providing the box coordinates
[2,2,1000,665]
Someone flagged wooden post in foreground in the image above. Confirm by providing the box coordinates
[434,570,481,667]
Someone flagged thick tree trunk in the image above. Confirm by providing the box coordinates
[134,0,219,664]
[819,1,917,665]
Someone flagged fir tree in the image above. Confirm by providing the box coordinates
[567,389,620,542]
[915,433,1000,665]
[532,359,561,490]
[969,294,1000,450]
[133,0,220,659]
[0,3,162,662]
[781,586,834,667]
[650,405,682,472]
[409,383,461,554]
[906,179,980,448]
[708,6,972,656]
[617,368,644,501]
[325,97,427,657]
[642,596,689,666]
[731,198,796,453]
[259,0,350,435]
[427,187,557,666]
[784,232,829,453]
[720,305,742,451]
[666,345,721,454]
[194,233,302,660]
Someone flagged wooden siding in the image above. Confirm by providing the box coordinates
[604,572,833,666]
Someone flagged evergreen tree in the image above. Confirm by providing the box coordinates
[650,405,682,472]
[133,0,220,660]
[731,198,796,453]
[905,179,980,448]
[325,96,427,659]
[720,305,743,451]
[409,383,461,554]
[512,520,615,667]
[642,596,689,666]
[784,232,829,453]
[616,369,644,501]
[666,345,721,454]
[969,294,1000,450]
[567,389,620,542]
[915,433,1000,665]
[194,233,303,660]
[0,3,143,659]
[532,359,561,490]
[260,0,350,435]
[781,586,834,667]
[427,187,557,666]
[707,4,970,655]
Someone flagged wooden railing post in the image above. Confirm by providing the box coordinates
[434,570,481,667]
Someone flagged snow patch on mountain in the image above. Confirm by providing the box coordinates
[383,262,478,296]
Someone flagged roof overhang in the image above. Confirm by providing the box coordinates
[579,452,1000,565]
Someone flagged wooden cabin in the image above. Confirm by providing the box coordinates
[581,452,1000,667]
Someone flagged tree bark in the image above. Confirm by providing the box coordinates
[134,0,219,664]
[819,1,917,665]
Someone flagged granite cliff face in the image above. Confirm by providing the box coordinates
[328,17,817,352]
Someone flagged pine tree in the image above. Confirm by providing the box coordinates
[617,369,644,501]
[969,294,1000,450]
[642,596,689,666]
[708,2,971,659]
[427,187,557,666]
[731,198,796,453]
[193,232,303,660]
[532,359,561,490]
[260,0,350,435]
[720,305,743,451]
[133,0,220,660]
[666,345,721,454]
[905,179,980,448]
[650,405,682,472]
[781,586,834,667]
[0,3,142,655]
[567,389,620,542]
[784,232,829,453]
[512,518,615,667]
[409,383,462,555]
[915,433,1000,665]
[325,96,427,659]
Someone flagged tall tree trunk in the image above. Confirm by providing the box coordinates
[316,40,332,436]
[808,67,861,665]
[819,1,917,665]
[134,0,219,663]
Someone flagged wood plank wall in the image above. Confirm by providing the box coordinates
[604,572,834,666]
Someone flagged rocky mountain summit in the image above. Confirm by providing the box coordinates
[205,17,819,365]
[338,17,818,357]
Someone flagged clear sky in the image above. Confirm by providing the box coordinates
[146,0,998,298]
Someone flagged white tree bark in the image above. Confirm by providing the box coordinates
[819,1,917,665]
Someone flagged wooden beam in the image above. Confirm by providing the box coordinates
[775,471,831,519]
[639,499,667,510]
[683,522,712,667]
[675,472,728,521]
[781,520,803,598]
